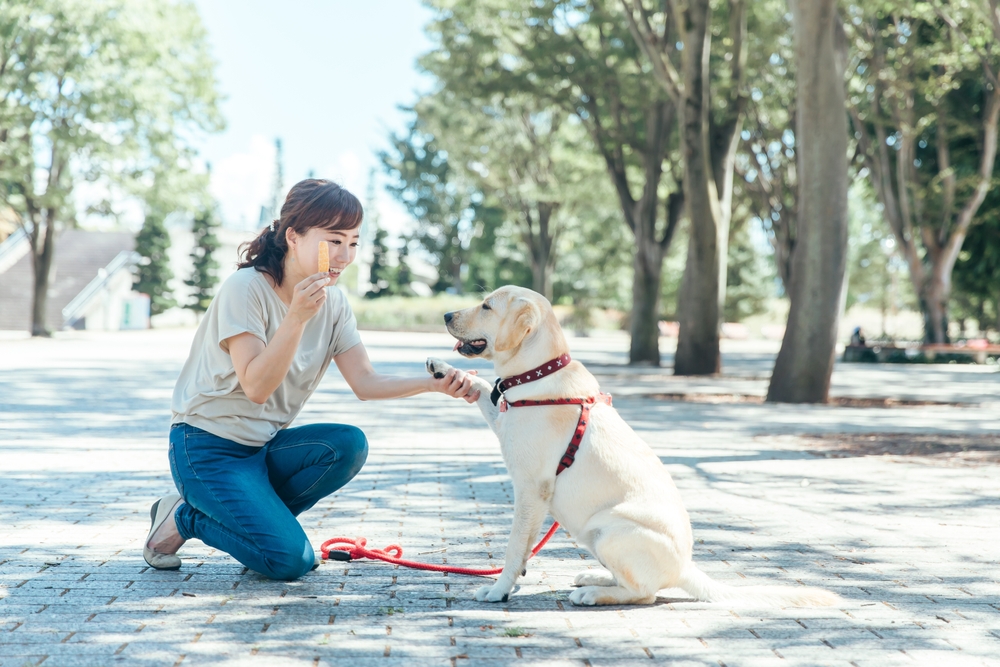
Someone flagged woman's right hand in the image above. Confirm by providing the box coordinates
[288,272,331,325]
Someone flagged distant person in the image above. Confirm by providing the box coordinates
[851,326,866,346]
[143,179,479,580]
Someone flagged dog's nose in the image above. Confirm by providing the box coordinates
[443,312,453,324]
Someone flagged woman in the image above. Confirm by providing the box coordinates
[144,179,478,581]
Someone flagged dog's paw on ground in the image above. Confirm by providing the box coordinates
[425,357,453,379]
[569,586,603,606]
[573,571,616,587]
[474,583,510,603]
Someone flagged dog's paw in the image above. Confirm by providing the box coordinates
[573,571,616,587]
[569,586,602,606]
[425,357,453,379]
[474,583,510,603]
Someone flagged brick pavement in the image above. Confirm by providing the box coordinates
[1,329,999,666]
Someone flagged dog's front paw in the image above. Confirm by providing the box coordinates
[474,583,510,603]
[425,357,454,380]
[569,586,602,606]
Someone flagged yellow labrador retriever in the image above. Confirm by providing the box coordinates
[426,286,839,607]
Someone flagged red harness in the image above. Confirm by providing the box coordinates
[493,354,612,475]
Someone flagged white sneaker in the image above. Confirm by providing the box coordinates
[143,494,183,570]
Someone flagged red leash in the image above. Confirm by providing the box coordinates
[320,522,560,577]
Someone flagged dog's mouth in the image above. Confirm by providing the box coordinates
[453,338,488,356]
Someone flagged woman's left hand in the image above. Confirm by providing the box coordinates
[432,368,480,403]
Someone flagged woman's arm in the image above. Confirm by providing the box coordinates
[334,343,480,402]
[227,272,331,404]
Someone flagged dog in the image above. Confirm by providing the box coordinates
[425,286,839,607]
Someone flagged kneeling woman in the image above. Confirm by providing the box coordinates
[144,179,478,580]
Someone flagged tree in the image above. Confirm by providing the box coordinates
[367,224,394,298]
[0,0,223,335]
[766,0,849,403]
[422,0,683,365]
[416,91,584,301]
[952,188,1000,336]
[724,218,774,322]
[621,0,748,374]
[380,118,479,294]
[846,0,1000,343]
[732,6,798,294]
[134,211,177,318]
[185,206,221,315]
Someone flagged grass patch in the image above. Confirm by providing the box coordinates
[498,627,532,638]
[377,606,404,616]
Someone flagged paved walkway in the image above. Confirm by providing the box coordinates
[1,329,999,667]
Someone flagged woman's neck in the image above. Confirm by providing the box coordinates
[266,258,307,306]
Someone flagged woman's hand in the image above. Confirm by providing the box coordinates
[287,272,331,325]
[430,367,481,403]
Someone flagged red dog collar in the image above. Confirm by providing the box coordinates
[490,353,571,406]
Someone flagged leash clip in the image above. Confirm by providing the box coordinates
[490,376,506,407]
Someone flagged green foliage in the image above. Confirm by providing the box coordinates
[724,219,774,322]
[380,118,480,294]
[0,0,223,331]
[953,188,1000,336]
[421,0,681,361]
[134,213,176,317]
[415,89,613,299]
[367,225,393,297]
[845,0,1000,341]
[184,207,221,314]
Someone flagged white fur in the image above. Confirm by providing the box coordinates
[428,286,840,607]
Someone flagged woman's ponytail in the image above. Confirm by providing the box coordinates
[238,219,290,285]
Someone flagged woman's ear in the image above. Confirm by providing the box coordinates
[494,298,540,353]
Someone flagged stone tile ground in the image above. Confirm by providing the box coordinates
[1,329,998,666]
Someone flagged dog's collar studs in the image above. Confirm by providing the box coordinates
[496,353,572,394]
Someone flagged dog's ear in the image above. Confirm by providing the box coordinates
[494,298,539,353]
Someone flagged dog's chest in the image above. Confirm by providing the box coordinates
[495,405,579,469]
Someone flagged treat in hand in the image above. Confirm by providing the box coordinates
[318,241,329,274]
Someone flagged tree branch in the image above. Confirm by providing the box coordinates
[620,0,683,102]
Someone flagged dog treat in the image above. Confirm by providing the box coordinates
[318,241,329,274]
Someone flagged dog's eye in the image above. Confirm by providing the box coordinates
[482,303,491,311]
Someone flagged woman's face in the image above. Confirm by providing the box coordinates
[290,225,360,284]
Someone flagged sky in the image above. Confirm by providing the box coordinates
[189,0,436,234]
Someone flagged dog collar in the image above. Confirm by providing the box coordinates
[490,353,572,406]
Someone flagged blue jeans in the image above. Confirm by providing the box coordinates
[168,422,368,581]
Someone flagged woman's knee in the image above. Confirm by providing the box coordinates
[260,538,315,581]
[341,426,368,477]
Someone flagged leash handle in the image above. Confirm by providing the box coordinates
[320,522,560,578]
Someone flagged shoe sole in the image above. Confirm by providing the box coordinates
[144,498,181,570]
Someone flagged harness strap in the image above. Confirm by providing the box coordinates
[504,392,613,475]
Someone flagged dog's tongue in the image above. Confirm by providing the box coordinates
[453,340,461,351]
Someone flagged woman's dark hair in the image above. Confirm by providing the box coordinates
[238,179,363,286]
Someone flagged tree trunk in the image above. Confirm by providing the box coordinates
[920,269,951,345]
[629,238,664,365]
[526,202,556,301]
[586,97,675,366]
[530,263,551,302]
[674,0,724,375]
[30,212,56,337]
[767,0,848,404]
[451,256,463,294]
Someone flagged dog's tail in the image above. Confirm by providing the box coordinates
[675,563,840,607]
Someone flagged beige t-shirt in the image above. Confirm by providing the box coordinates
[171,267,362,447]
